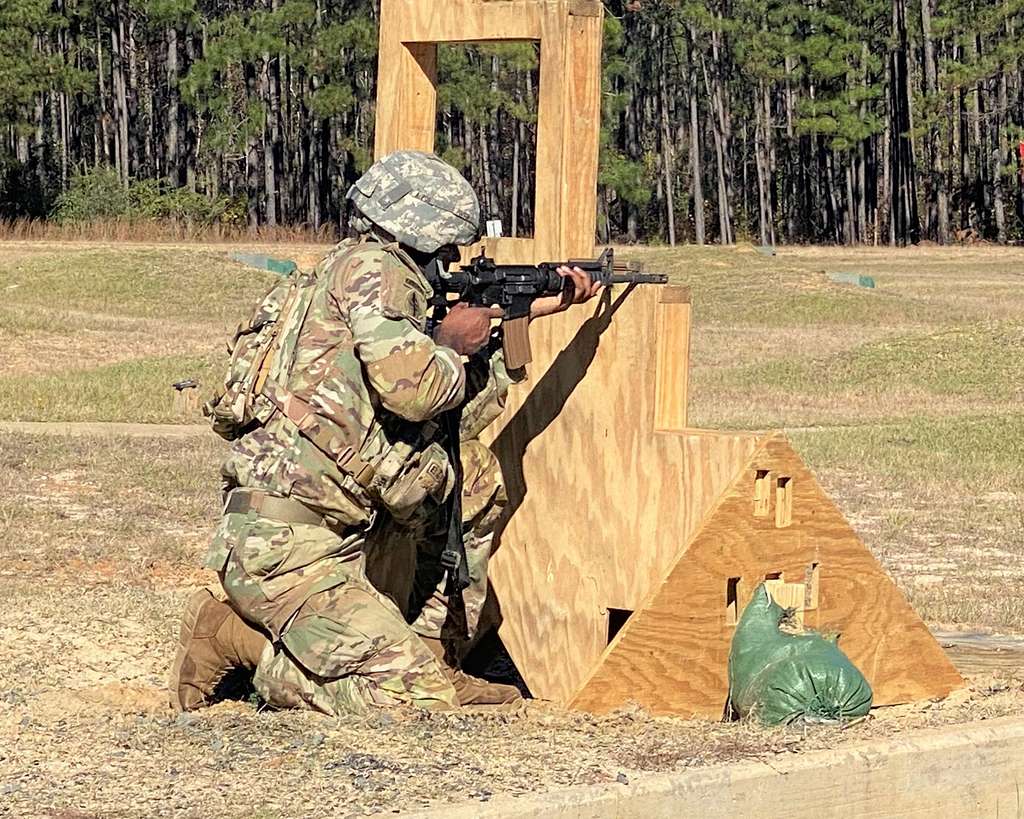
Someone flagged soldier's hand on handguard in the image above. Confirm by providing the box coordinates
[434,302,505,356]
[529,265,604,319]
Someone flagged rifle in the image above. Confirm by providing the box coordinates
[434,247,669,369]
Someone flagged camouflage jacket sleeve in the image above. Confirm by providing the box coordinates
[460,343,527,440]
[336,247,466,422]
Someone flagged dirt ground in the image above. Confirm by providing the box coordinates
[1,241,1023,816]
[0,527,1021,817]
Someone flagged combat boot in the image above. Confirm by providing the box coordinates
[421,636,523,707]
[168,588,269,712]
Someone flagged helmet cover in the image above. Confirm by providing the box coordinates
[346,150,481,253]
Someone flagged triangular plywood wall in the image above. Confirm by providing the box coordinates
[570,433,964,716]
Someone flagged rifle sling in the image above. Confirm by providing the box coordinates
[440,406,471,598]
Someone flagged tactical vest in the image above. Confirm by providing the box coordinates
[207,240,455,524]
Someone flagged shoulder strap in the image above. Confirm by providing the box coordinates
[254,244,381,487]
[261,381,377,489]
[256,243,353,396]
[252,271,315,397]
[379,241,421,271]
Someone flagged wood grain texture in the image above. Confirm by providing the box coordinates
[484,285,760,704]
[558,8,602,257]
[653,287,691,431]
[459,237,539,265]
[375,1,437,156]
[374,0,958,718]
[570,433,965,716]
[532,6,569,261]
[936,632,1024,676]
[380,0,548,43]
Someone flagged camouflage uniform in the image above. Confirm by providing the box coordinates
[204,236,521,715]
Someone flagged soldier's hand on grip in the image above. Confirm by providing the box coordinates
[434,302,504,356]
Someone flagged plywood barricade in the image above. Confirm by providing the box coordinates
[481,285,964,716]
[374,0,963,717]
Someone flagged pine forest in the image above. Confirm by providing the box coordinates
[3,0,1024,245]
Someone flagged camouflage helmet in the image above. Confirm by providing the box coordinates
[346,150,481,253]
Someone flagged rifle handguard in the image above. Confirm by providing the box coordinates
[502,315,532,370]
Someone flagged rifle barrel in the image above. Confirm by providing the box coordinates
[607,273,669,284]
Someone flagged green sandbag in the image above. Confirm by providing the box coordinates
[727,583,873,726]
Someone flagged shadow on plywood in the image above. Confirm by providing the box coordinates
[481,285,962,717]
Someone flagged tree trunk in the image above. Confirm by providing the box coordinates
[685,30,706,246]
[971,36,985,233]
[754,80,775,246]
[511,115,520,238]
[993,73,1008,243]
[699,26,734,245]
[261,53,278,226]
[111,3,129,186]
[166,26,180,186]
[184,26,200,192]
[126,14,139,179]
[688,82,706,245]
[889,0,920,245]
[309,0,323,229]
[245,62,260,227]
[919,0,949,243]
[659,54,676,246]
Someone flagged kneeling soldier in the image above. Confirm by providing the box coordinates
[168,151,600,714]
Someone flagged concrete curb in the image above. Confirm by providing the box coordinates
[412,716,1024,818]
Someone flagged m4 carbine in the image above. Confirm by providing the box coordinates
[439,247,668,369]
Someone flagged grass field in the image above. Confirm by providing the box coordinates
[2,239,1021,628]
[0,240,1022,815]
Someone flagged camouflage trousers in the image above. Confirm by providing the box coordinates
[211,440,505,715]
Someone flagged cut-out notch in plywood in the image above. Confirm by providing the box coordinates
[375,0,603,263]
[568,429,964,716]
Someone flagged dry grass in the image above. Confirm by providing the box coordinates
[0,245,281,421]
[0,240,1022,814]
[0,432,1022,817]
[1,240,1021,625]
[0,433,220,573]
[0,216,338,244]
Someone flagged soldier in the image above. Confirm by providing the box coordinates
[168,150,600,714]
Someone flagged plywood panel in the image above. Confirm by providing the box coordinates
[558,9,603,257]
[485,285,760,703]
[375,0,959,718]
[459,237,539,265]
[653,288,691,431]
[571,434,964,716]
[375,0,441,156]
[374,28,437,156]
[380,0,547,43]
[532,6,570,261]
[375,0,603,261]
